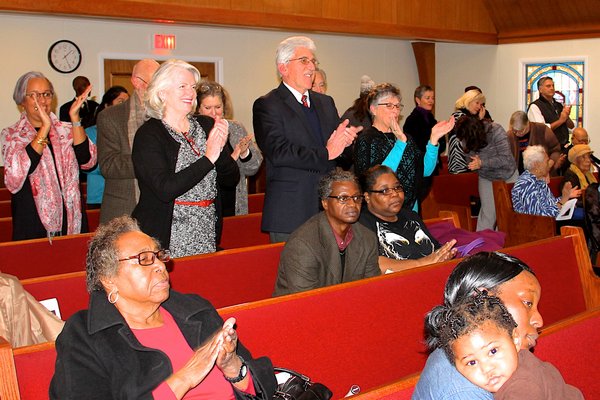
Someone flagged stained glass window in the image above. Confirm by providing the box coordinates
[525,61,584,126]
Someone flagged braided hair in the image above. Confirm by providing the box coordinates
[434,290,517,365]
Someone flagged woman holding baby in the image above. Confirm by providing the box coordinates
[413,251,582,399]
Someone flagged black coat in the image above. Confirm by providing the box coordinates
[51,290,276,399]
[131,116,239,249]
[253,83,341,234]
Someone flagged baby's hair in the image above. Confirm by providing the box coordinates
[434,290,517,364]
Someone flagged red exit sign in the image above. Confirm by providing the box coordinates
[154,34,176,50]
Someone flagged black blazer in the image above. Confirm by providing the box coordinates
[131,115,239,249]
[253,83,340,234]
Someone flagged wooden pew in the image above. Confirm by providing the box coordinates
[247,193,264,214]
[351,308,600,399]
[421,172,479,231]
[3,212,269,280]
[2,226,598,400]
[22,243,285,321]
[0,188,11,201]
[0,200,10,218]
[20,212,460,320]
[0,217,11,242]
[220,212,270,249]
[493,177,562,247]
[217,226,598,397]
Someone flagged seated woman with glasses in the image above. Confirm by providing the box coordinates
[353,83,454,213]
[51,216,277,399]
[1,71,97,240]
[359,165,457,273]
[131,60,239,258]
[196,81,263,216]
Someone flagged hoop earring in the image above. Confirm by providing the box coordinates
[108,288,119,304]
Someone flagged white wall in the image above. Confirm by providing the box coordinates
[3,12,600,162]
[437,38,600,153]
[0,13,417,144]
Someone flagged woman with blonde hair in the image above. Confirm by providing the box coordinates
[447,89,487,174]
[131,59,239,257]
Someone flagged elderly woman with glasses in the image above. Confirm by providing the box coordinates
[51,216,276,399]
[353,83,454,212]
[358,165,457,273]
[131,60,239,257]
[1,71,97,240]
[196,81,263,216]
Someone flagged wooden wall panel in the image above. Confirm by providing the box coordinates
[5,0,599,43]
[0,0,497,44]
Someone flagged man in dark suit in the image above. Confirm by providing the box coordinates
[253,36,360,243]
[96,59,159,223]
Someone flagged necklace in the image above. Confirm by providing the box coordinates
[181,131,202,157]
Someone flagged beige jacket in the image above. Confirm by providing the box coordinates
[0,273,64,347]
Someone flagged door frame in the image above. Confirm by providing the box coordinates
[97,52,224,94]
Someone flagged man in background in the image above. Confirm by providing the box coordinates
[59,76,99,128]
[528,76,574,146]
[96,59,159,223]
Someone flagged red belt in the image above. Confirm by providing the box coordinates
[174,199,215,207]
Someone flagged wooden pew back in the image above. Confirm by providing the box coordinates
[423,172,479,231]
[218,227,597,397]
[219,212,269,249]
[21,214,459,320]
[3,227,598,400]
[494,179,557,246]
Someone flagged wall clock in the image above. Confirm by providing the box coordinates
[48,40,82,74]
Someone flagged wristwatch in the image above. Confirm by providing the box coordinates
[224,356,247,383]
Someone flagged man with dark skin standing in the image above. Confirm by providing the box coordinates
[527,76,574,146]
[273,169,380,296]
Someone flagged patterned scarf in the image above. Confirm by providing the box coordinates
[2,112,97,235]
[127,93,148,202]
[569,163,597,190]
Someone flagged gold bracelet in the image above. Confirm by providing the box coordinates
[35,137,48,146]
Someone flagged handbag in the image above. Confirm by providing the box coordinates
[273,367,333,400]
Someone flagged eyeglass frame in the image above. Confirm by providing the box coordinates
[135,76,149,85]
[25,91,54,100]
[288,57,320,67]
[118,249,171,266]
[377,102,404,110]
[369,186,404,196]
[327,195,364,204]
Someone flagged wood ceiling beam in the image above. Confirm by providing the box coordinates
[0,1,498,44]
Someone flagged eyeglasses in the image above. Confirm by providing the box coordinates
[327,195,364,204]
[199,83,223,93]
[369,186,404,196]
[378,102,404,110]
[118,249,171,266]
[26,91,54,100]
[288,57,320,67]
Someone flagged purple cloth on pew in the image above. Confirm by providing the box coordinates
[428,222,505,255]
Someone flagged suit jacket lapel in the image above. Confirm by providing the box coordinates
[317,213,343,282]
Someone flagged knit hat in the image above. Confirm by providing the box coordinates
[360,75,375,94]
[568,144,593,163]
